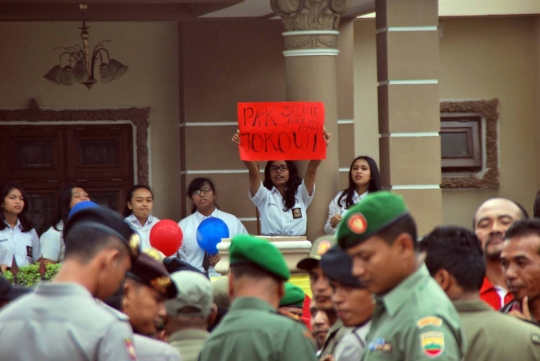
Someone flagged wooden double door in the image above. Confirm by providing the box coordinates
[0,124,134,235]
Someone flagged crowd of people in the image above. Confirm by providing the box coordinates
[1,127,540,360]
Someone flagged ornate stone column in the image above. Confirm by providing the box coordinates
[272,0,351,240]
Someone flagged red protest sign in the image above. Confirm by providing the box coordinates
[237,102,326,161]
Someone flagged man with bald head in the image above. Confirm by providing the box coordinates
[474,198,528,310]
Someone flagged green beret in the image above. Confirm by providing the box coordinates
[337,191,409,249]
[279,283,305,308]
[296,235,336,271]
[230,235,291,281]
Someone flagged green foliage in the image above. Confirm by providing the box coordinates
[4,263,61,286]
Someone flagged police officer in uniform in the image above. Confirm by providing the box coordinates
[0,206,140,361]
[121,251,182,361]
[199,234,317,361]
[297,236,350,360]
[337,192,465,360]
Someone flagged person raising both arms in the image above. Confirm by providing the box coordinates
[324,156,382,235]
[232,128,330,236]
[124,184,160,252]
[40,185,90,264]
[0,183,40,273]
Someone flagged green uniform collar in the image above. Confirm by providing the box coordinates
[376,265,430,317]
[229,297,276,313]
[452,300,493,313]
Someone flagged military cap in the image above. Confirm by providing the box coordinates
[64,206,141,262]
[0,276,31,302]
[166,271,213,318]
[337,191,409,249]
[68,200,99,219]
[279,283,305,308]
[296,235,336,271]
[127,253,177,299]
[230,235,290,281]
[320,246,364,288]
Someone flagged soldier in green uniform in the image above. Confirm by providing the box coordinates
[199,234,317,361]
[279,282,306,319]
[420,226,540,360]
[337,192,466,360]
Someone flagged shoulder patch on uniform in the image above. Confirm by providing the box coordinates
[416,316,443,328]
[421,331,445,358]
[125,338,137,360]
[532,333,540,345]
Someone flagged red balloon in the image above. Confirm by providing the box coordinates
[150,220,183,257]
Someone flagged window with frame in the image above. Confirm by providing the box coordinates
[440,116,482,172]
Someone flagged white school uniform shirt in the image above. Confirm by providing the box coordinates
[125,214,160,252]
[40,222,65,262]
[177,208,247,276]
[0,219,40,267]
[250,180,314,236]
[324,190,369,235]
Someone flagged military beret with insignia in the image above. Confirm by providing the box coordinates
[337,191,409,250]
[320,246,364,288]
[296,235,336,271]
[230,235,290,281]
[64,206,141,262]
[279,283,305,308]
[127,253,177,299]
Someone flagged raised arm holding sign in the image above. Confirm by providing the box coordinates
[232,102,330,236]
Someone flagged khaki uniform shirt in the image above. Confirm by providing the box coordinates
[134,334,182,361]
[199,297,317,361]
[455,300,540,360]
[319,319,352,360]
[363,265,465,360]
[0,282,136,361]
[168,328,209,361]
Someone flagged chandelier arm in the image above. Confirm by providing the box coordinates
[92,40,111,56]
[95,48,111,64]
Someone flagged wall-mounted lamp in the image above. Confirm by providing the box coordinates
[43,3,128,89]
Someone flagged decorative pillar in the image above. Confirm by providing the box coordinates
[376,0,442,235]
[271,0,351,241]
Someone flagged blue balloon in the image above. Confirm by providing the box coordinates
[196,218,229,255]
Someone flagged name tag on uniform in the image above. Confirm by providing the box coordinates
[0,239,7,243]
[26,246,33,258]
[292,208,303,219]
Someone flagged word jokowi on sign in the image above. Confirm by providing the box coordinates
[237,102,326,161]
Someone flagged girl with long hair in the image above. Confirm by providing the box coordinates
[40,185,89,263]
[324,156,382,234]
[233,129,330,236]
[123,184,159,251]
[178,177,247,275]
[0,183,40,272]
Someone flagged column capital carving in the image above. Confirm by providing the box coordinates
[271,0,352,31]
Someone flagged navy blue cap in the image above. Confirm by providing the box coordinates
[320,246,365,288]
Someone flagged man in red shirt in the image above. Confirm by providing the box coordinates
[474,198,527,310]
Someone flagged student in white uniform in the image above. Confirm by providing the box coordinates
[178,178,247,276]
[324,156,382,235]
[232,129,330,237]
[0,183,40,272]
[40,184,90,264]
[124,185,159,251]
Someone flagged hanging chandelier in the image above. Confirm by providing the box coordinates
[43,3,128,89]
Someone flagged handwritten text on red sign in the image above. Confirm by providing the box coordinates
[237,102,326,161]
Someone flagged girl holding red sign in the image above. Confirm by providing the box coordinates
[232,129,330,236]
[324,156,382,234]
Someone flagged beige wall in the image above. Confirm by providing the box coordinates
[354,17,539,231]
[0,22,181,220]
